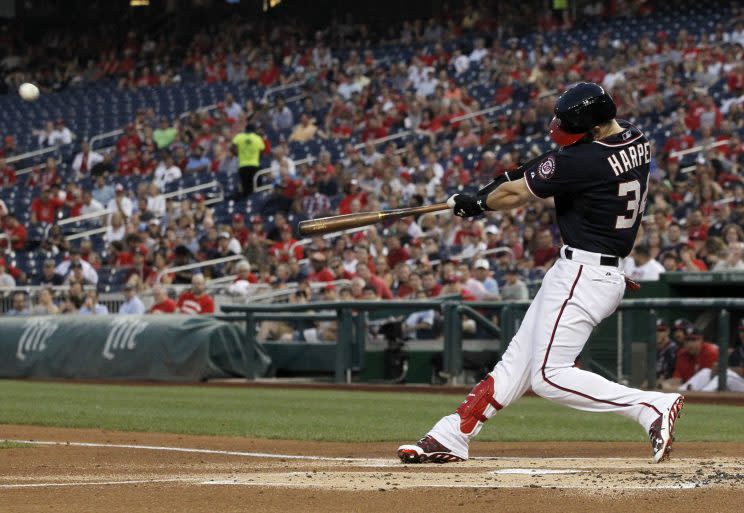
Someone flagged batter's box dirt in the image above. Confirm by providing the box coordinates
[1,425,744,513]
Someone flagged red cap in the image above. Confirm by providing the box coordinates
[232,213,245,222]
[400,171,412,182]
[452,155,463,164]
[193,193,204,202]
[549,116,586,147]
[324,284,336,292]
[250,215,263,224]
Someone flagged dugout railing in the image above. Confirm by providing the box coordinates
[220,298,744,390]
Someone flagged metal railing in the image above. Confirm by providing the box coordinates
[428,246,514,267]
[220,297,744,385]
[5,145,61,167]
[669,139,729,160]
[261,79,306,103]
[156,254,244,284]
[89,128,125,150]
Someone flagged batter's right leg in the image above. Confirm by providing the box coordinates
[398,285,547,463]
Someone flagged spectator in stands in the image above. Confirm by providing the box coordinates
[153,117,177,149]
[307,252,334,282]
[532,230,558,269]
[271,95,294,132]
[119,283,146,315]
[30,187,64,225]
[31,288,60,315]
[678,243,708,272]
[79,289,108,315]
[89,151,114,177]
[403,290,436,339]
[661,325,719,392]
[185,145,210,174]
[472,259,501,299]
[501,266,528,301]
[232,123,265,197]
[56,248,98,285]
[80,189,105,224]
[289,114,321,142]
[107,184,133,219]
[3,214,27,251]
[37,259,65,286]
[661,252,680,273]
[65,262,96,286]
[104,212,126,243]
[33,121,55,147]
[153,152,182,190]
[177,273,215,315]
[0,259,16,288]
[712,243,744,271]
[624,244,666,281]
[91,175,114,206]
[0,157,16,187]
[6,291,30,316]
[145,182,165,218]
[49,119,74,146]
[655,319,678,384]
[149,285,177,314]
[72,141,103,179]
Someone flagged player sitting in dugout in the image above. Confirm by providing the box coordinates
[660,319,744,393]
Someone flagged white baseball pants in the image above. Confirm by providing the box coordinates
[429,251,680,459]
[685,368,744,392]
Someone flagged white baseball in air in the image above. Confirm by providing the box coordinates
[447,194,459,209]
[18,83,39,102]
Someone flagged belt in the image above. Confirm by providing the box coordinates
[563,247,620,267]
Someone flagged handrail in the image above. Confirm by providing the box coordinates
[89,128,124,150]
[261,79,306,103]
[5,145,60,165]
[179,103,218,121]
[254,155,315,192]
[156,254,244,283]
[428,246,514,267]
[66,227,108,242]
[236,279,352,303]
[287,225,373,254]
[160,180,221,201]
[58,207,116,226]
[669,139,728,159]
[14,158,60,177]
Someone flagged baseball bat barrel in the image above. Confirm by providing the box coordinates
[298,202,449,237]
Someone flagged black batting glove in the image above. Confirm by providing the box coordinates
[447,193,491,218]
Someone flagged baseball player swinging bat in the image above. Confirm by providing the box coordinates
[298,202,449,236]
[397,81,684,466]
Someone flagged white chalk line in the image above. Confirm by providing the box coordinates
[2,439,389,463]
[2,439,660,465]
[0,478,189,489]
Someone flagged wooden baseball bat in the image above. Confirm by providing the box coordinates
[298,202,449,236]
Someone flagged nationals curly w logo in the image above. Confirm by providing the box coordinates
[16,318,59,361]
[102,318,149,360]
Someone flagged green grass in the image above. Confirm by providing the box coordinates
[0,441,32,449]
[0,380,741,443]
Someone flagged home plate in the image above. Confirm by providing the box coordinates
[490,469,587,475]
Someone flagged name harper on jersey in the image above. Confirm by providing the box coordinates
[606,142,651,176]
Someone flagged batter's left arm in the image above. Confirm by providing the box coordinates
[483,178,532,211]
[447,178,532,217]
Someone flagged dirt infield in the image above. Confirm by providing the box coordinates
[1,425,744,513]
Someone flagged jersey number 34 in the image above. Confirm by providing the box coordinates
[615,177,649,230]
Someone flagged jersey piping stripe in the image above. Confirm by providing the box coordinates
[592,133,643,147]
[523,175,542,199]
[540,265,662,417]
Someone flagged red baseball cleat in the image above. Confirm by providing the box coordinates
[398,435,465,464]
[649,395,684,463]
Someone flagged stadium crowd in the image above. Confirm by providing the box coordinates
[0,0,742,328]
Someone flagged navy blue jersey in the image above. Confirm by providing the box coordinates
[524,121,650,257]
